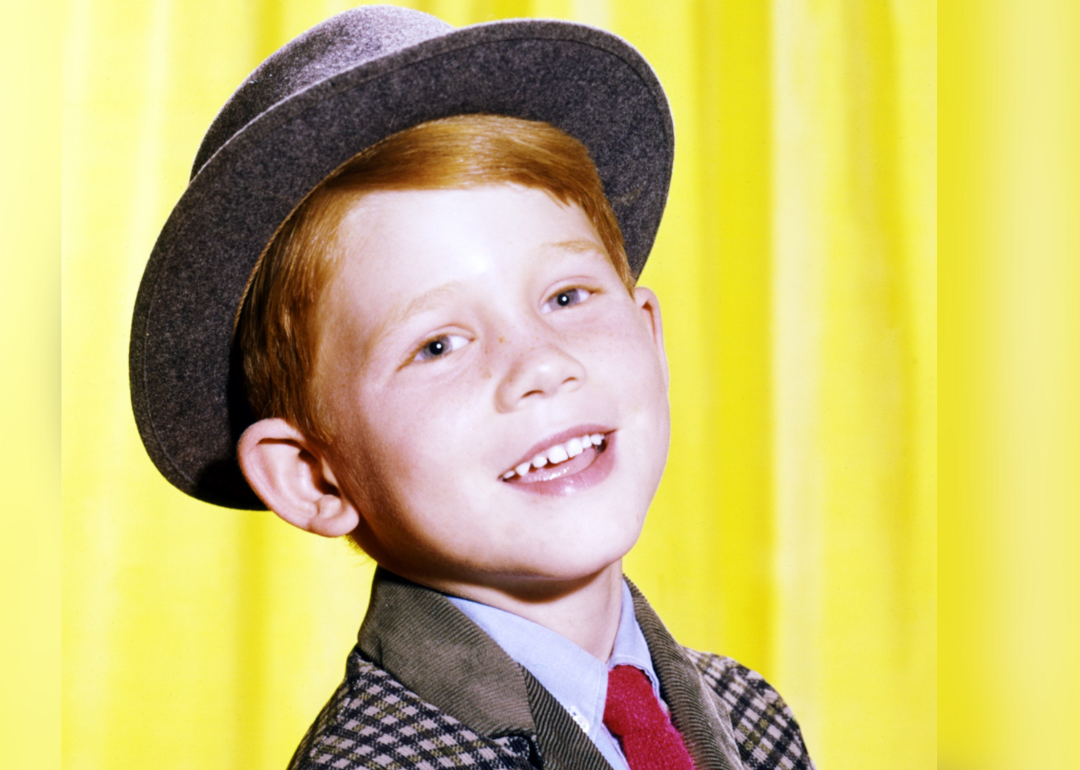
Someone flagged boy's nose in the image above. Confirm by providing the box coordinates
[495,342,586,412]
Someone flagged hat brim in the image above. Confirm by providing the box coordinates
[130,17,674,509]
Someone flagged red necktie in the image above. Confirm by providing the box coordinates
[603,665,697,770]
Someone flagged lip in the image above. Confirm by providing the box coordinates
[501,427,616,497]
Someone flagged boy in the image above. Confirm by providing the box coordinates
[130,6,814,769]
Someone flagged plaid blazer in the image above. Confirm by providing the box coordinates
[287,570,815,770]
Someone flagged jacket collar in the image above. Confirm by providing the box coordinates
[356,568,745,770]
[357,568,535,738]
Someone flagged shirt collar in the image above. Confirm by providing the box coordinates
[447,580,660,741]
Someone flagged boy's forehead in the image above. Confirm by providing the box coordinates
[321,186,611,337]
[331,185,607,282]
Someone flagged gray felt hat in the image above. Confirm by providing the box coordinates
[130,4,674,509]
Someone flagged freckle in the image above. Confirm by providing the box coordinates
[498,336,505,343]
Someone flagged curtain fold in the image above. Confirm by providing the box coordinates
[62,1,935,767]
[769,2,935,763]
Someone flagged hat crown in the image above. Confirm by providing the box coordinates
[192,6,453,178]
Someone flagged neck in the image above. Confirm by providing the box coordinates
[420,562,625,661]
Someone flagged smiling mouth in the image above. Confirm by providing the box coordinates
[501,432,609,483]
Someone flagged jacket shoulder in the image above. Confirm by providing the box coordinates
[682,648,816,770]
[287,654,533,770]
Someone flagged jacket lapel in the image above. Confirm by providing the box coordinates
[358,569,617,770]
[358,569,536,739]
[523,669,615,770]
[629,580,747,770]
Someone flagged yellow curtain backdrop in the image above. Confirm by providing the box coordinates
[62,1,935,768]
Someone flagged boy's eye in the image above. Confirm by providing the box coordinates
[542,287,592,313]
[412,334,469,363]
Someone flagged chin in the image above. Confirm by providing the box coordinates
[539,529,641,581]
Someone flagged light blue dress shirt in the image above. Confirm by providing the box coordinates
[448,582,663,770]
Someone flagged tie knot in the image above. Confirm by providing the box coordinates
[603,665,668,735]
[602,665,697,770]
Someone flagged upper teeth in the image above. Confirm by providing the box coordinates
[503,433,606,479]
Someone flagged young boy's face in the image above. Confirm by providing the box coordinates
[312,185,670,596]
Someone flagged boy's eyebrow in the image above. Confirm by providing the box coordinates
[369,281,464,348]
[543,238,610,260]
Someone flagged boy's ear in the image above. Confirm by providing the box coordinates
[236,418,359,537]
[633,286,669,384]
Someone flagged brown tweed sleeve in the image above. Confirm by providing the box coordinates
[683,649,816,770]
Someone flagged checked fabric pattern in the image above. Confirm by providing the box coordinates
[288,658,535,770]
[684,649,815,770]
